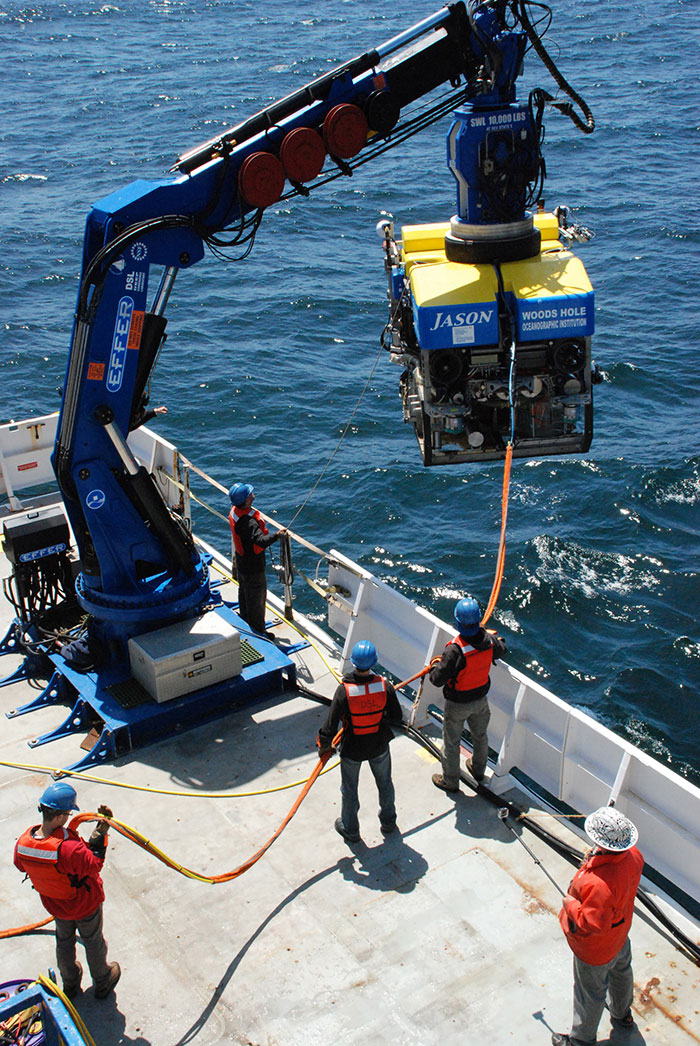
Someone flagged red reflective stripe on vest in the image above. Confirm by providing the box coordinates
[230,506,269,557]
[16,827,78,900]
[449,635,493,691]
[344,677,387,734]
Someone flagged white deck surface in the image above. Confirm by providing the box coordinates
[1,560,699,1045]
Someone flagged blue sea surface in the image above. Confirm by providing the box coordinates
[1,1,698,781]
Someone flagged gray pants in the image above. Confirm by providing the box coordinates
[442,695,490,786]
[55,905,111,991]
[571,936,634,1043]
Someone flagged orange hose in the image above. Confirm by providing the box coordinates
[0,915,53,939]
[2,670,440,916]
[481,442,513,626]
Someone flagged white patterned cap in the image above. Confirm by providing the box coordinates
[584,807,638,852]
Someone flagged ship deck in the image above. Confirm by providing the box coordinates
[1,538,699,1046]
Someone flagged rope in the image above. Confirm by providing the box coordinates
[37,975,96,1046]
[66,730,345,885]
[0,756,339,798]
[285,343,384,531]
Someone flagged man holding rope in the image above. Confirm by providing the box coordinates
[552,807,643,1046]
[14,782,121,1000]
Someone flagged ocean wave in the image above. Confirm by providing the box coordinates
[530,534,663,600]
[1,172,47,183]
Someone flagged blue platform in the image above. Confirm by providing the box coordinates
[5,605,296,774]
[0,977,89,1045]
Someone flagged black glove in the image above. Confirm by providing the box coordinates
[88,833,107,858]
[317,736,333,758]
[88,804,113,855]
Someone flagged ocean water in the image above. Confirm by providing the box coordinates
[1,1,698,782]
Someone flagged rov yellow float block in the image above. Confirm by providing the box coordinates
[500,250,594,342]
[400,222,499,349]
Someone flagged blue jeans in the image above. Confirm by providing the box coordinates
[340,748,396,836]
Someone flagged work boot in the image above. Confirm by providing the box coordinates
[62,961,82,1000]
[551,1034,595,1046]
[334,818,360,843]
[432,773,458,794]
[94,961,121,999]
[466,757,485,783]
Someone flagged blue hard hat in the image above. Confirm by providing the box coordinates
[351,640,377,671]
[454,597,481,636]
[39,782,79,812]
[229,482,254,507]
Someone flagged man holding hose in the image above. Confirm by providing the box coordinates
[430,595,507,791]
[14,782,121,1000]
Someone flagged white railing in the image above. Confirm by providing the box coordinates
[327,551,700,911]
[0,413,59,509]
[0,414,185,518]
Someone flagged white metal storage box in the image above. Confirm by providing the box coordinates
[128,610,242,703]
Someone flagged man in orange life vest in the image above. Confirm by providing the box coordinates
[552,807,644,1046]
[14,782,121,1000]
[429,596,507,791]
[317,640,403,843]
[228,482,286,636]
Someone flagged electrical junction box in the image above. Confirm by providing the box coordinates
[3,505,71,565]
[128,610,242,703]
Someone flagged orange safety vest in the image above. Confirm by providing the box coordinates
[344,676,388,734]
[229,506,269,558]
[448,634,493,692]
[15,827,79,900]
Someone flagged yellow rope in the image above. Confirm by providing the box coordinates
[36,975,97,1046]
[0,756,339,797]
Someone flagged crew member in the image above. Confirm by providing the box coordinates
[429,596,507,791]
[14,782,121,1000]
[552,807,644,1046]
[228,482,286,636]
[129,394,168,431]
[317,640,403,842]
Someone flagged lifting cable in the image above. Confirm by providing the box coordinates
[285,343,384,531]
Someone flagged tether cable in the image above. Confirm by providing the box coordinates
[285,342,384,531]
[481,443,513,627]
